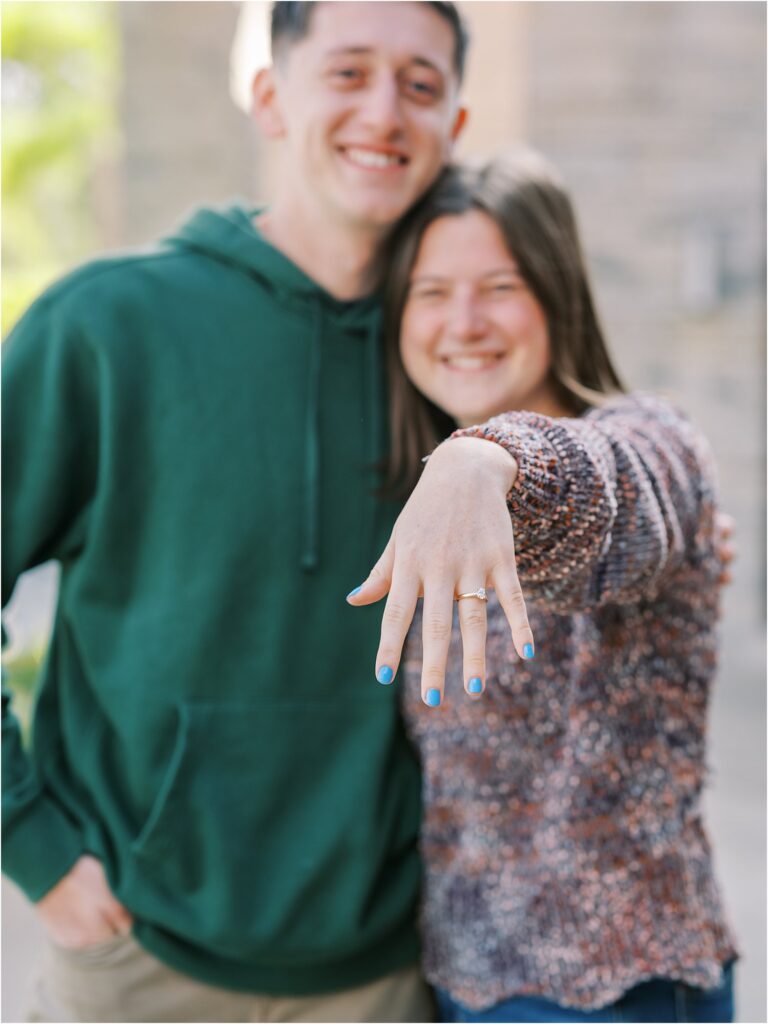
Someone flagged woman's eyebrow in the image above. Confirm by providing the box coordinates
[410,274,450,284]
[410,268,522,285]
[482,267,522,277]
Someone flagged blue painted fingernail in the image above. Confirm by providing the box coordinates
[425,688,441,707]
[523,643,535,660]
[468,677,483,694]
[377,665,394,685]
[346,586,362,599]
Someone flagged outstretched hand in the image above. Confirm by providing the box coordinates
[347,437,534,707]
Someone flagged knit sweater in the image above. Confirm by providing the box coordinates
[401,393,738,1012]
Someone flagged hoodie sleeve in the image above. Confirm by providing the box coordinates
[1,287,99,899]
[452,394,718,613]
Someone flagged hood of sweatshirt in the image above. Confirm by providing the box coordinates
[167,205,385,572]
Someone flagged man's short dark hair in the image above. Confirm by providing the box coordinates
[270,1,469,82]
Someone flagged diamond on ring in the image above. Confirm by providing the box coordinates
[456,587,488,602]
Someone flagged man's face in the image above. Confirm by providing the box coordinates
[260,2,465,232]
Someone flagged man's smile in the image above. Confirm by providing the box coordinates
[338,145,410,170]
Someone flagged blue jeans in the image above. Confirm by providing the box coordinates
[435,962,735,1023]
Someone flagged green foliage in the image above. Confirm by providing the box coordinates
[1,2,119,335]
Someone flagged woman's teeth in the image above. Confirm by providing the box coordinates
[442,355,502,370]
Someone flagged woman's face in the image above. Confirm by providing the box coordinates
[400,210,564,427]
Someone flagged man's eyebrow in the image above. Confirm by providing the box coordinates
[323,47,447,74]
[324,46,374,57]
[410,57,446,75]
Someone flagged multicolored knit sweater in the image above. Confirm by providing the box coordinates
[401,394,738,1012]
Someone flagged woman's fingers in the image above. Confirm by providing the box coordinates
[457,585,488,696]
[374,583,419,686]
[420,586,455,707]
[491,563,534,661]
[715,511,735,542]
[347,516,531,703]
[714,511,735,583]
[346,537,395,606]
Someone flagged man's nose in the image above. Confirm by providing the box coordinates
[359,75,406,135]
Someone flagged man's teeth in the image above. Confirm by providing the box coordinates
[444,355,500,370]
[345,148,404,169]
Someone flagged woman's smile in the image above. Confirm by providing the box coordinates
[438,351,506,371]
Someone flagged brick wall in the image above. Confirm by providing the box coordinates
[117,1,260,245]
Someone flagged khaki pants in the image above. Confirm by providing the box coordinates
[24,933,435,1023]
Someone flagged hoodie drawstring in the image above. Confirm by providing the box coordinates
[301,306,383,572]
[301,306,323,572]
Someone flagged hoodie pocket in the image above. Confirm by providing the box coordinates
[128,699,418,960]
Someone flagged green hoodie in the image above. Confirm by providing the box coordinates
[2,206,422,994]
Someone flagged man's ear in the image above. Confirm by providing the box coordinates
[251,67,285,138]
[450,106,469,145]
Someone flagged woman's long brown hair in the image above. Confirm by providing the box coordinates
[379,149,626,498]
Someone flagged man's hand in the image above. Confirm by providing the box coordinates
[347,437,534,706]
[35,854,133,949]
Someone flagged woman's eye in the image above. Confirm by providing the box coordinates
[412,288,447,301]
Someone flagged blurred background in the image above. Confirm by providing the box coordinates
[2,2,765,1020]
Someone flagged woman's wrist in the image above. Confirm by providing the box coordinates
[430,436,519,495]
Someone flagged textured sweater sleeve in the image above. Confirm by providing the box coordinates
[1,288,98,899]
[453,394,717,612]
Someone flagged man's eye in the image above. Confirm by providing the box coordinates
[403,78,440,101]
[330,68,363,85]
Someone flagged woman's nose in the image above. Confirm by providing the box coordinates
[449,296,488,341]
